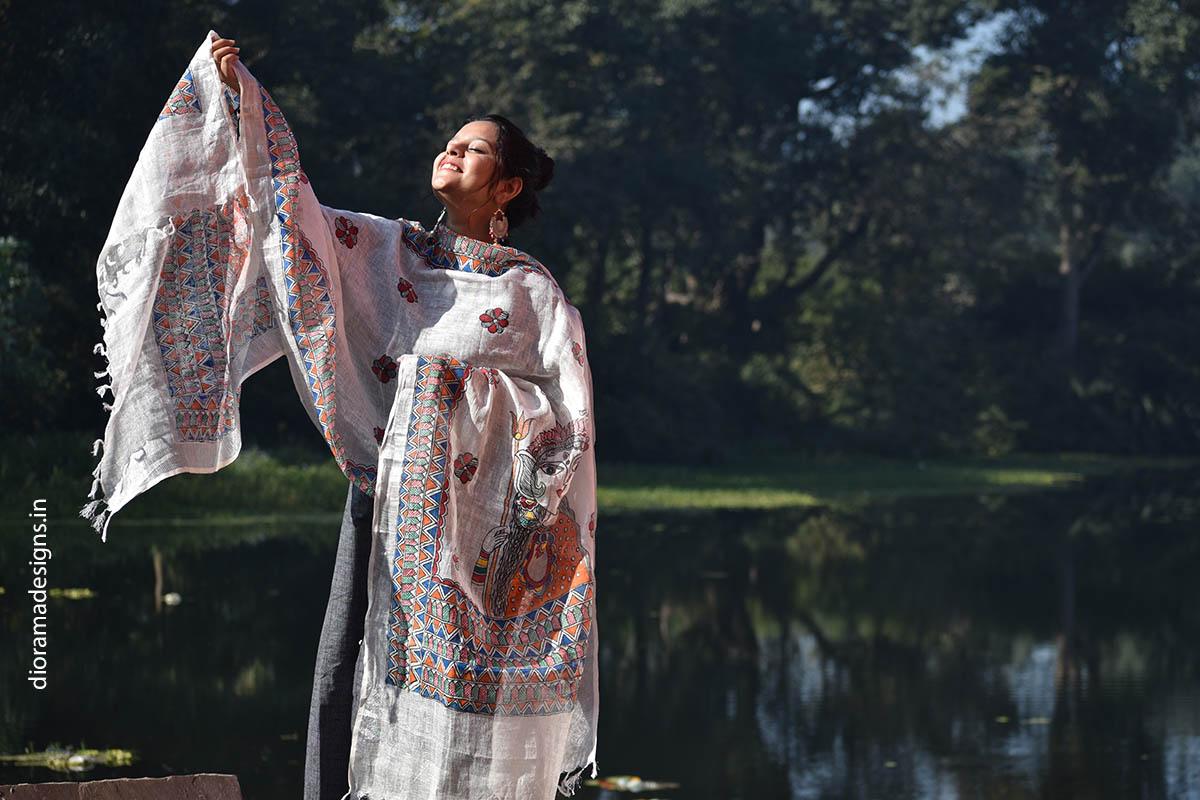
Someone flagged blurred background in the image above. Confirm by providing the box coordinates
[1,1,1199,798]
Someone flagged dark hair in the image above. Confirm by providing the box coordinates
[466,113,555,231]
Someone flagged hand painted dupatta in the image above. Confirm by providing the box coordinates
[82,30,599,799]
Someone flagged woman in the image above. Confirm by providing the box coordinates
[84,30,598,800]
[210,35,580,800]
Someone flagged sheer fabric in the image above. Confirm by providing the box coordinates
[82,30,599,799]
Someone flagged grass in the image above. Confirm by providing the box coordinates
[596,451,1200,512]
[597,453,1200,510]
[2,431,1197,528]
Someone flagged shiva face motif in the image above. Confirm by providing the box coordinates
[512,440,584,529]
[471,416,590,617]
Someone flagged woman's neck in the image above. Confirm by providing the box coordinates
[444,208,494,244]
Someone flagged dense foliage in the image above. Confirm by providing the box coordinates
[3,0,1198,462]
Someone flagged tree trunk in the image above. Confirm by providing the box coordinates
[1051,220,1082,364]
[633,221,654,346]
[585,229,609,309]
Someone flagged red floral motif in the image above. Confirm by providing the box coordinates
[453,452,479,484]
[396,277,418,303]
[372,354,397,383]
[335,216,359,248]
[479,307,510,334]
[571,340,584,366]
[373,426,385,444]
[471,367,500,387]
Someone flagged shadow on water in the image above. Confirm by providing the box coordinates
[2,465,1199,799]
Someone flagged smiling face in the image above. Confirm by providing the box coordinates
[431,120,503,198]
[430,119,526,240]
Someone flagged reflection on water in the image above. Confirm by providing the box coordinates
[2,467,1199,799]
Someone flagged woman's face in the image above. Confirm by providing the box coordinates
[431,120,502,199]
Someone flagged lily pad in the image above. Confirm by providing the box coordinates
[0,746,134,772]
[47,587,96,600]
[585,775,681,792]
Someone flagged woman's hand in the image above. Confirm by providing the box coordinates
[211,36,241,94]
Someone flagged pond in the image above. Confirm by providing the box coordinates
[2,465,1199,799]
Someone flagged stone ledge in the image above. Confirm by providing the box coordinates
[0,774,242,800]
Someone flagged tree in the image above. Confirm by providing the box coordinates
[969,0,1200,365]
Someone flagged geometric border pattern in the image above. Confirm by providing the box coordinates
[400,222,548,278]
[222,85,242,139]
[384,353,593,716]
[230,274,277,351]
[151,199,248,442]
[159,68,202,121]
[259,83,376,494]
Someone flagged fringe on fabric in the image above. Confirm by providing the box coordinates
[556,758,598,797]
[79,293,115,542]
[78,469,114,544]
[79,219,179,544]
[79,433,118,546]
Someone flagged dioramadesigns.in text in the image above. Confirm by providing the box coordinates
[29,498,50,690]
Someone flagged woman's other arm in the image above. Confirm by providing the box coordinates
[211,36,243,136]
[212,37,241,93]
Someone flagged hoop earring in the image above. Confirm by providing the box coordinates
[489,207,509,244]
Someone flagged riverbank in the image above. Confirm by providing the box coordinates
[2,431,1196,527]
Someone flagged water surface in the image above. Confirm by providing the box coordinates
[2,466,1198,798]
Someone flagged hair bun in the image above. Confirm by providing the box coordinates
[533,150,555,192]
[464,113,552,231]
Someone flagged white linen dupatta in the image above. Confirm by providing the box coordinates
[82,30,600,799]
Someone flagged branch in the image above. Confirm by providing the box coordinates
[1077,208,1114,284]
[786,208,870,299]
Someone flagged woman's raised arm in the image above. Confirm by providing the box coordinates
[211,36,241,94]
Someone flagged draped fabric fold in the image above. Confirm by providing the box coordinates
[82,30,599,799]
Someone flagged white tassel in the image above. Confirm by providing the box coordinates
[88,243,117,545]
[556,761,597,797]
[558,774,582,796]
[79,499,114,543]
